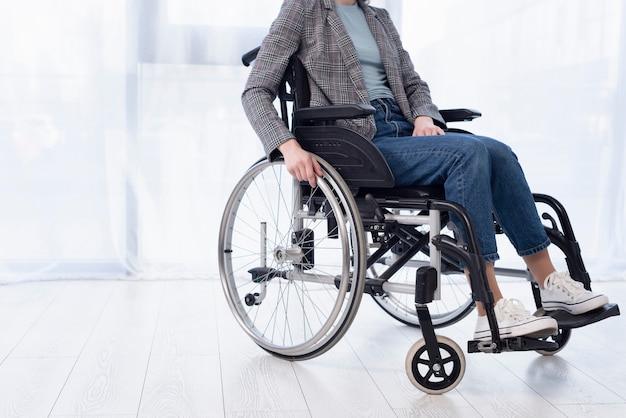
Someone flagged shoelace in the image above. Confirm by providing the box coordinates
[499,298,530,321]
[548,272,584,300]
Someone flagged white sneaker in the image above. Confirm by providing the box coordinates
[474,298,558,341]
[541,271,609,315]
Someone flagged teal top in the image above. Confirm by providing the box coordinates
[335,3,394,100]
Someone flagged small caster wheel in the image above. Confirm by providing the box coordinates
[405,335,466,395]
[536,328,571,356]
[244,293,260,306]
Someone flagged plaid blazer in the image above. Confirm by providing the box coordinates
[242,0,444,157]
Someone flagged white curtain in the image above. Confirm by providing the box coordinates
[0,0,624,283]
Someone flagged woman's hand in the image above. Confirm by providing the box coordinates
[412,116,445,136]
[278,138,324,188]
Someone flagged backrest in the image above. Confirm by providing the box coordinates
[288,57,395,188]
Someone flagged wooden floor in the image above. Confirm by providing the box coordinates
[0,278,624,418]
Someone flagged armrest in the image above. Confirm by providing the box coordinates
[295,105,479,124]
[294,104,375,122]
[440,108,481,123]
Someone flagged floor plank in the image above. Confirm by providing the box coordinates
[292,344,398,418]
[0,357,75,417]
[138,355,224,417]
[138,280,224,417]
[149,280,218,357]
[11,280,115,358]
[0,281,67,362]
[50,281,164,416]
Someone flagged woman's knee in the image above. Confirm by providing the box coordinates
[477,136,517,162]
[458,136,491,166]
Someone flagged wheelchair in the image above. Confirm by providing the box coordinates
[218,47,620,394]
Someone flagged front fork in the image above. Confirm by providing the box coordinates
[414,267,446,366]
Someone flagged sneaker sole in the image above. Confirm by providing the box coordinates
[543,294,609,315]
[474,317,557,341]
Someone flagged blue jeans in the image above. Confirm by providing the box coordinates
[370,98,550,263]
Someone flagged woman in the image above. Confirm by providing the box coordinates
[241,0,609,340]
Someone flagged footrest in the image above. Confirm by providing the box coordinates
[468,337,559,354]
[545,303,620,329]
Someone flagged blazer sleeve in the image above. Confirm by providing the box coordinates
[241,1,305,157]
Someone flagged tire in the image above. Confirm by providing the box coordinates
[405,335,466,395]
[536,328,572,356]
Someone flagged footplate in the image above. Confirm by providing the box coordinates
[544,303,620,329]
[468,337,559,354]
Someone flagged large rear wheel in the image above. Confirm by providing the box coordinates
[219,157,367,360]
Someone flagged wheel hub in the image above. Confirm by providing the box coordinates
[274,246,304,265]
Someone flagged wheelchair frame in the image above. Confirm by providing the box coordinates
[219,48,620,394]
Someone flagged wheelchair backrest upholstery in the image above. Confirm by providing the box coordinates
[287,57,396,188]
